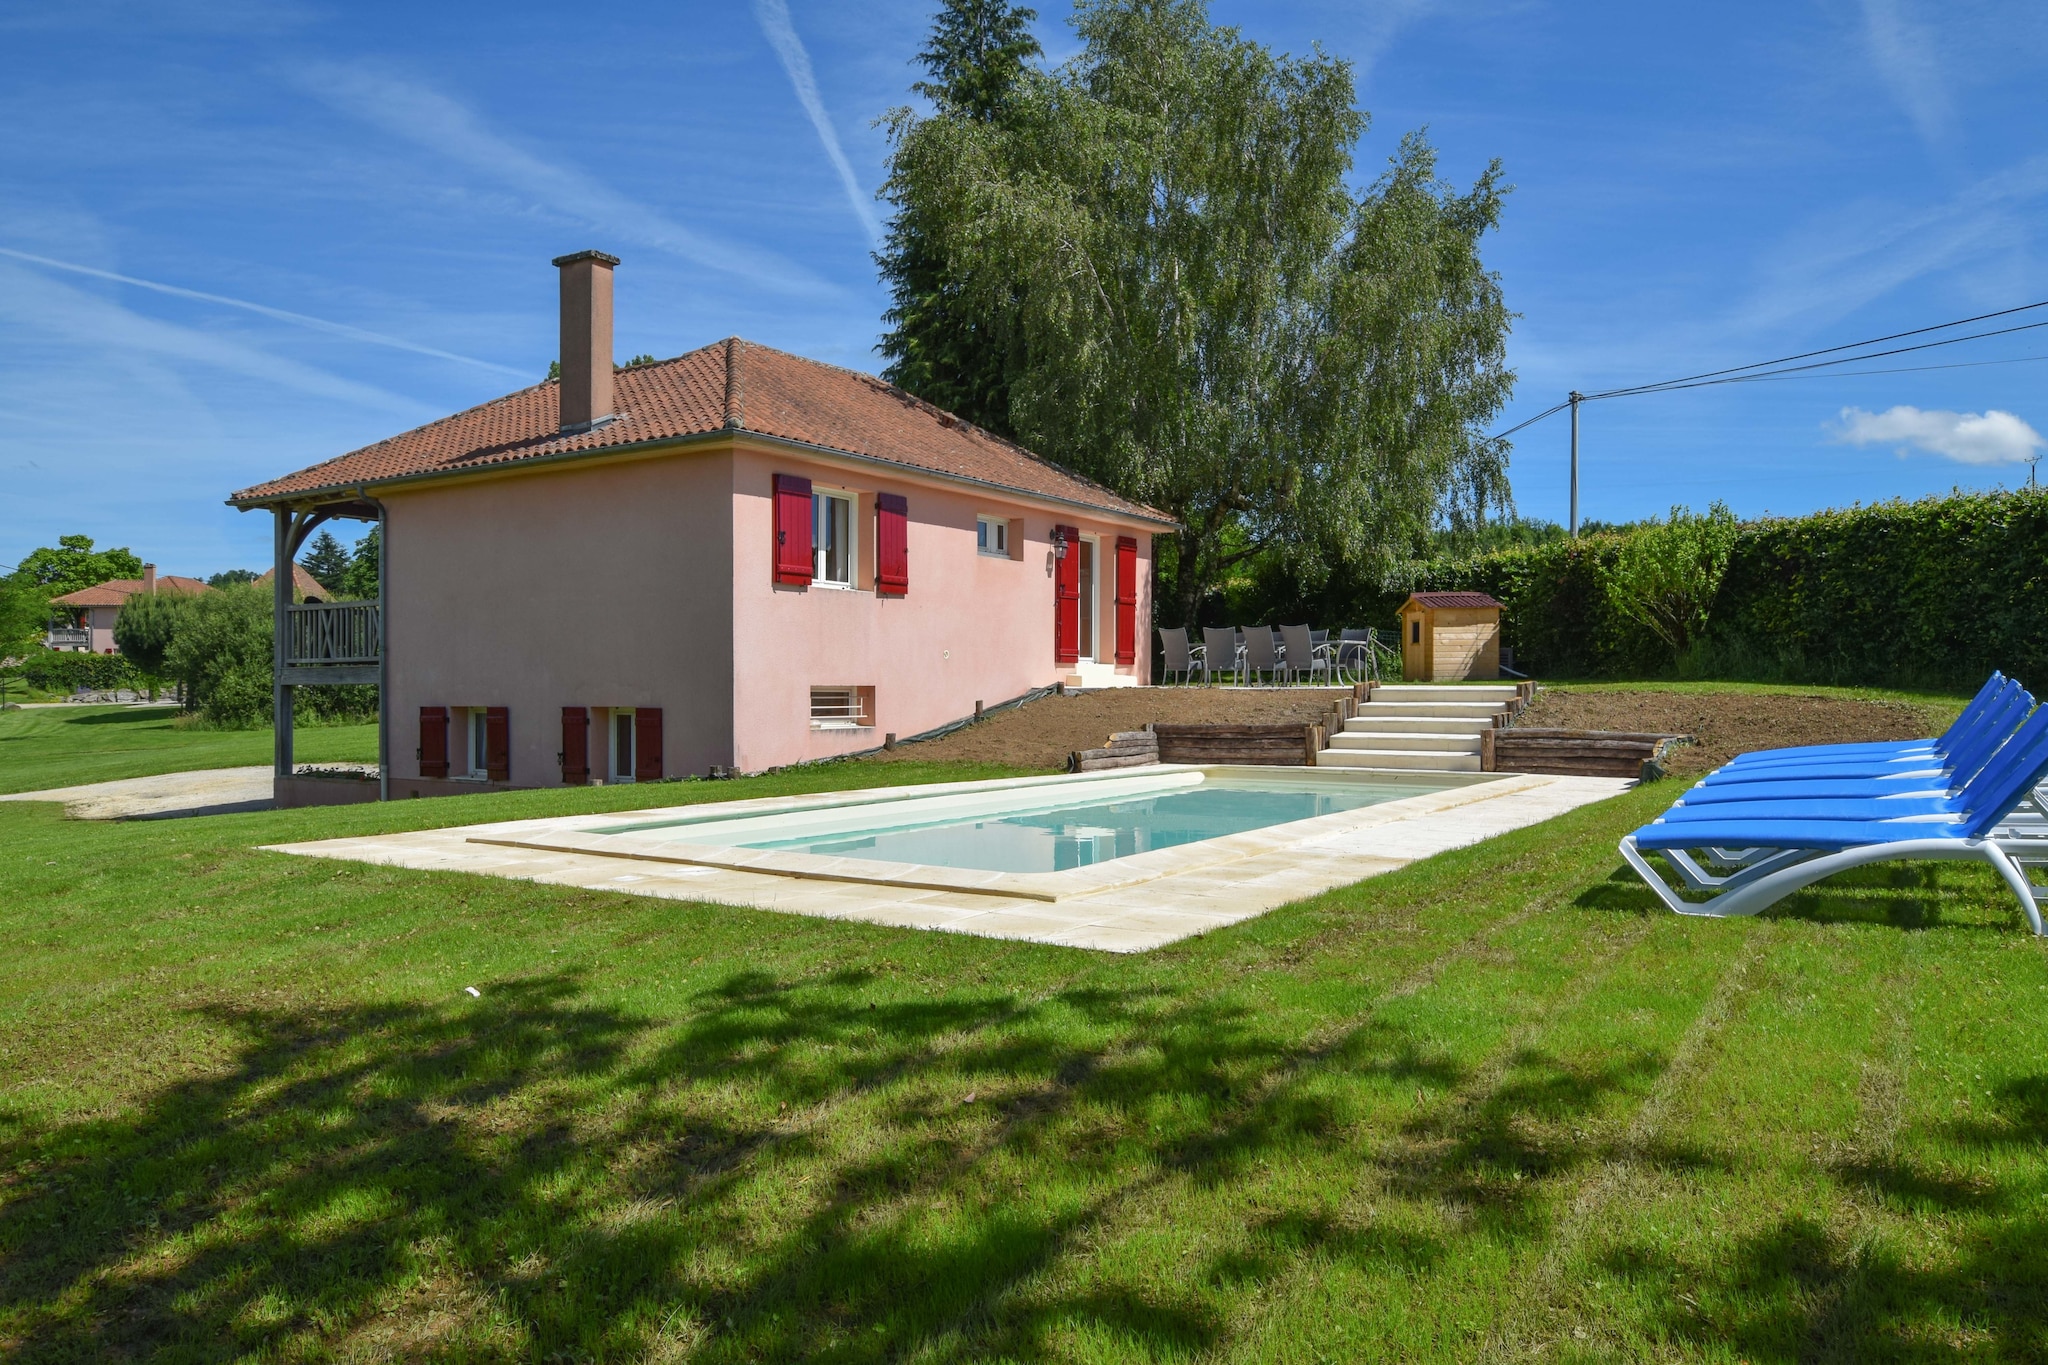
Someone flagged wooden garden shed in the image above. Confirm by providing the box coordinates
[1398,591,1505,681]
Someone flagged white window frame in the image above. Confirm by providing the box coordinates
[609,707,636,784]
[976,514,1010,558]
[812,489,856,588]
[464,707,489,780]
[1077,533,1100,661]
[809,686,871,731]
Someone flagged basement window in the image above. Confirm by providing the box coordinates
[810,686,874,730]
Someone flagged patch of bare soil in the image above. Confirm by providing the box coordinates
[1514,688,1945,776]
[866,687,1352,771]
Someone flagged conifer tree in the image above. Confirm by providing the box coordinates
[875,0,1041,435]
[298,530,351,594]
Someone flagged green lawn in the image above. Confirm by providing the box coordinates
[1,762,2043,1361]
[0,706,378,795]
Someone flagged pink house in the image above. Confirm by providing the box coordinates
[231,251,1171,798]
[46,565,209,653]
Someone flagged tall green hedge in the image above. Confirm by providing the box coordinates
[1235,487,2048,687]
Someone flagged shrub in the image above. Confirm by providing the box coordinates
[111,589,199,677]
[1600,502,1739,665]
[4,650,141,693]
[165,584,274,726]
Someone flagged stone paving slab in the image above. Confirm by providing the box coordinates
[264,772,1632,952]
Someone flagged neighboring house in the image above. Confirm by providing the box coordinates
[231,250,1173,798]
[46,565,208,653]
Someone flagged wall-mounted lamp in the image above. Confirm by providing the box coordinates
[1051,527,1069,561]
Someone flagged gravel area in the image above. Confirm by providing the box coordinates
[1512,687,1947,776]
[864,687,1354,771]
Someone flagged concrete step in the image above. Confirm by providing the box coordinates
[1328,731,1481,753]
[1344,714,1495,735]
[1317,748,1482,772]
[1355,701,1511,719]
[1371,685,1521,703]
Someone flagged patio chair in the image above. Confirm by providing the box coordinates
[1335,629,1373,684]
[1619,696,2048,936]
[1241,625,1282,686]
[1280,624,1332,685]
[1158,626,1202,684]
[1201,626,1240,685]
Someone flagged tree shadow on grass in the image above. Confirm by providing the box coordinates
[1577,856,2024,935]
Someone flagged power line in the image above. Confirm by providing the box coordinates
[1488,297,2048,443]
[1486,296,2048,537]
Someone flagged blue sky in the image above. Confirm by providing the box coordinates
[2,0,2044,576]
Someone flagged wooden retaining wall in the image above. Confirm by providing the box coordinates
[1154,723,1324,767]
[1482,728,1687,780]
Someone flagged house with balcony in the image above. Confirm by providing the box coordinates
[230,250,1172,802]
[46,566,209,653]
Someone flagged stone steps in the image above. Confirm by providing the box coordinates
[1317,748,1484,772]
[1327,731,1483,754]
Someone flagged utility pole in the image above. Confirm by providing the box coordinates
[1568,391,1583,537]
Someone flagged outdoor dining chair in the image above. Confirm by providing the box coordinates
[1242,625,1282,685]
[1158,626,1201,684]
[1337,629,1375,684]
[1280,624,1332,685]
[1200,626,1240,685]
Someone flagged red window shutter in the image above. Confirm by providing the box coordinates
[1114,536,1138,665]
[634,707,663,782]
[1053,525,1081,665]
[418,706,449,779]
[876,493,908,596]
[560,706,590,785]
[485,706,510,782]
[773,473,814,585]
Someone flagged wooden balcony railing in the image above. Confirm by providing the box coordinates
[45,627,91,650]
[288,601,380,666]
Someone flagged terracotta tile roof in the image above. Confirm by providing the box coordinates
[230,339,1172,524]
[1405,591,1505,610]
[257,565,334,601]
[49,576,209,608]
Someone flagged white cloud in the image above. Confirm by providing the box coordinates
[0,246,527,378]
[0,260,432,417]
[297,64,835,297]
[752,0,884,244]
[1858,0,1954,146]
[1833,404,2045,465]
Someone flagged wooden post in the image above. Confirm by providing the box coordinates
[1304,723,1321,766]
[272,508,293,780]
[1481,727,1497,772]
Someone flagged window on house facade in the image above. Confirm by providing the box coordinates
[976,515,1009,557]
[810,686,872,730]
[467,708,489,779]
[611,708,635,783]
[813,491,853,586]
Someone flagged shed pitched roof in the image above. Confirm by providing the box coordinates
[229,339,1172,525]
[256,565,333,601]
[1403,591,1504,611]
[49,576,209,608]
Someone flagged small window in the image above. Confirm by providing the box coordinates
[467,708,489,779]
[1411,619,1421,645]
[810,686,874,730]
[813,491,853,586]
[611,708,635,783]
[977,515,1009,557]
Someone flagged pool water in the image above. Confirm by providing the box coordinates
[734,778,1426,874]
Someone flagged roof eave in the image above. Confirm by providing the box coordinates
[228,427,1179,529]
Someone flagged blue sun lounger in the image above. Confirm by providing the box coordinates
[1699,677,2025,786]
[1709,673,2004,771]
[1619,702,2048,936]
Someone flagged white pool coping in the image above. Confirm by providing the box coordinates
[261,766,1634,952]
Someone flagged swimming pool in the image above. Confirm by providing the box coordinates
[596,771,1447,875]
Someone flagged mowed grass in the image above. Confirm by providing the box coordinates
[2,761,2045,1363]
[0,706,379,795]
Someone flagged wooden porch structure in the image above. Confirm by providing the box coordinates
[267,498,387,798]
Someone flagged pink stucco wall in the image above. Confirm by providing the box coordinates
[381,436,1156,783]
[728,442,1153,772]
[385,449,736,786]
